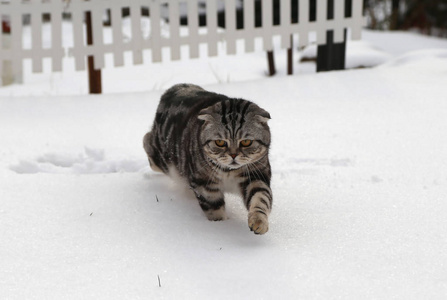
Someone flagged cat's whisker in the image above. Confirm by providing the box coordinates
[191,154,210,173]
[205,161,220,188]
[254,162,269,183]
[247,161,264,182]
[245,163,253,186]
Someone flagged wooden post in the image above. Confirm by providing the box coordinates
[287,35,293,75]
[85,10,102,94]
[267,51,276,76]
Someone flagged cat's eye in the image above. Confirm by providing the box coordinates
[215,140,227,147]
[240,139,253,147]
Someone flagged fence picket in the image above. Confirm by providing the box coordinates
[149,1,163,62]
[130,1,143,64]
[351,0,366,39]
[91,5,105,69]
[280,0,291,49]
[10,1,23,83]
[187,0,199,58]
[30,0,43,73]
[243,0,254,52]
[206,0,218,57]
[333,0,345,43]
[169,0,181,61]
[225,0,236,55]
[50,3,63,72]
[316,0,328,45]
[0,15,3,77]
[261,0,273,51]
[111,5,124,67]
[71,1,86,71]
[298,0,310,47]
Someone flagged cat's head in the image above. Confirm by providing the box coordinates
[198,99,271,170]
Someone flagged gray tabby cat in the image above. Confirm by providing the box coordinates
[143,84,272,234]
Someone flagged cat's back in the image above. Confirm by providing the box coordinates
[158,84,225,115]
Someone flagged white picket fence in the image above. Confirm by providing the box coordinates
[0,0,366,84]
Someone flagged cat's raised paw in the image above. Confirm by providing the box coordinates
[248,212,269,235]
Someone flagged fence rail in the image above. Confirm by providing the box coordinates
[0,0,366,90]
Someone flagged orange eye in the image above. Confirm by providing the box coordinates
[215,140,227,147]
[240,139,253,147]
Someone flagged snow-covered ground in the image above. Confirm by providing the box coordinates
[1,26,447,299]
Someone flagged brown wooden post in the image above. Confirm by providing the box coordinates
[85,10,102,94]
[266,51,276,76]
[287,35,293,75]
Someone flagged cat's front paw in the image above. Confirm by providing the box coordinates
[205,206,228,221]
[248,212,269,234]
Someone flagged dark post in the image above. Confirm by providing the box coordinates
[287,35,293,75]
[316,0,347,72]
[267,51,276,76]
[316,29,347,72]
[390,0,400,30]
[85,11,102,94]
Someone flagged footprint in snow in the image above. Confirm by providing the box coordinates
[9,147,147,174]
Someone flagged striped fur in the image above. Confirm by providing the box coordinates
[143,84,273,234]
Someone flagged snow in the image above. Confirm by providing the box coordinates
[1,24,447,299]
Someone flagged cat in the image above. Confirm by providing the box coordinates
[143,84,272,234]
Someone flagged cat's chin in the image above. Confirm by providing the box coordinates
[217,161,243,171]
[227,163,242,170]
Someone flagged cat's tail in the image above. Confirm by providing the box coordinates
[143,131,163,173]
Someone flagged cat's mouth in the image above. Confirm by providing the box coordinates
[208,156,244,171]
[221,160,242,170]
[227,158,247,170]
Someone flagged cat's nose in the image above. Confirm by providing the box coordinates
[230,154,237,159]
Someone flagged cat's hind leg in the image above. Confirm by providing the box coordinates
[143,131,163,173]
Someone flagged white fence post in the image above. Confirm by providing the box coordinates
[49,2,64,72]
[225,0,237,55]
[187,0,199,59]
[149,0,163,62]
[130,1,143,65]
[168,0,181,61]
[206,0,218,57]
[111,4,124,67]
[1,35,14,86]
[243,0,255,53]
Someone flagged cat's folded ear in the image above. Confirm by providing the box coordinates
[198,103,221,122]
[255,107,271,123]
[197,107,213,122]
